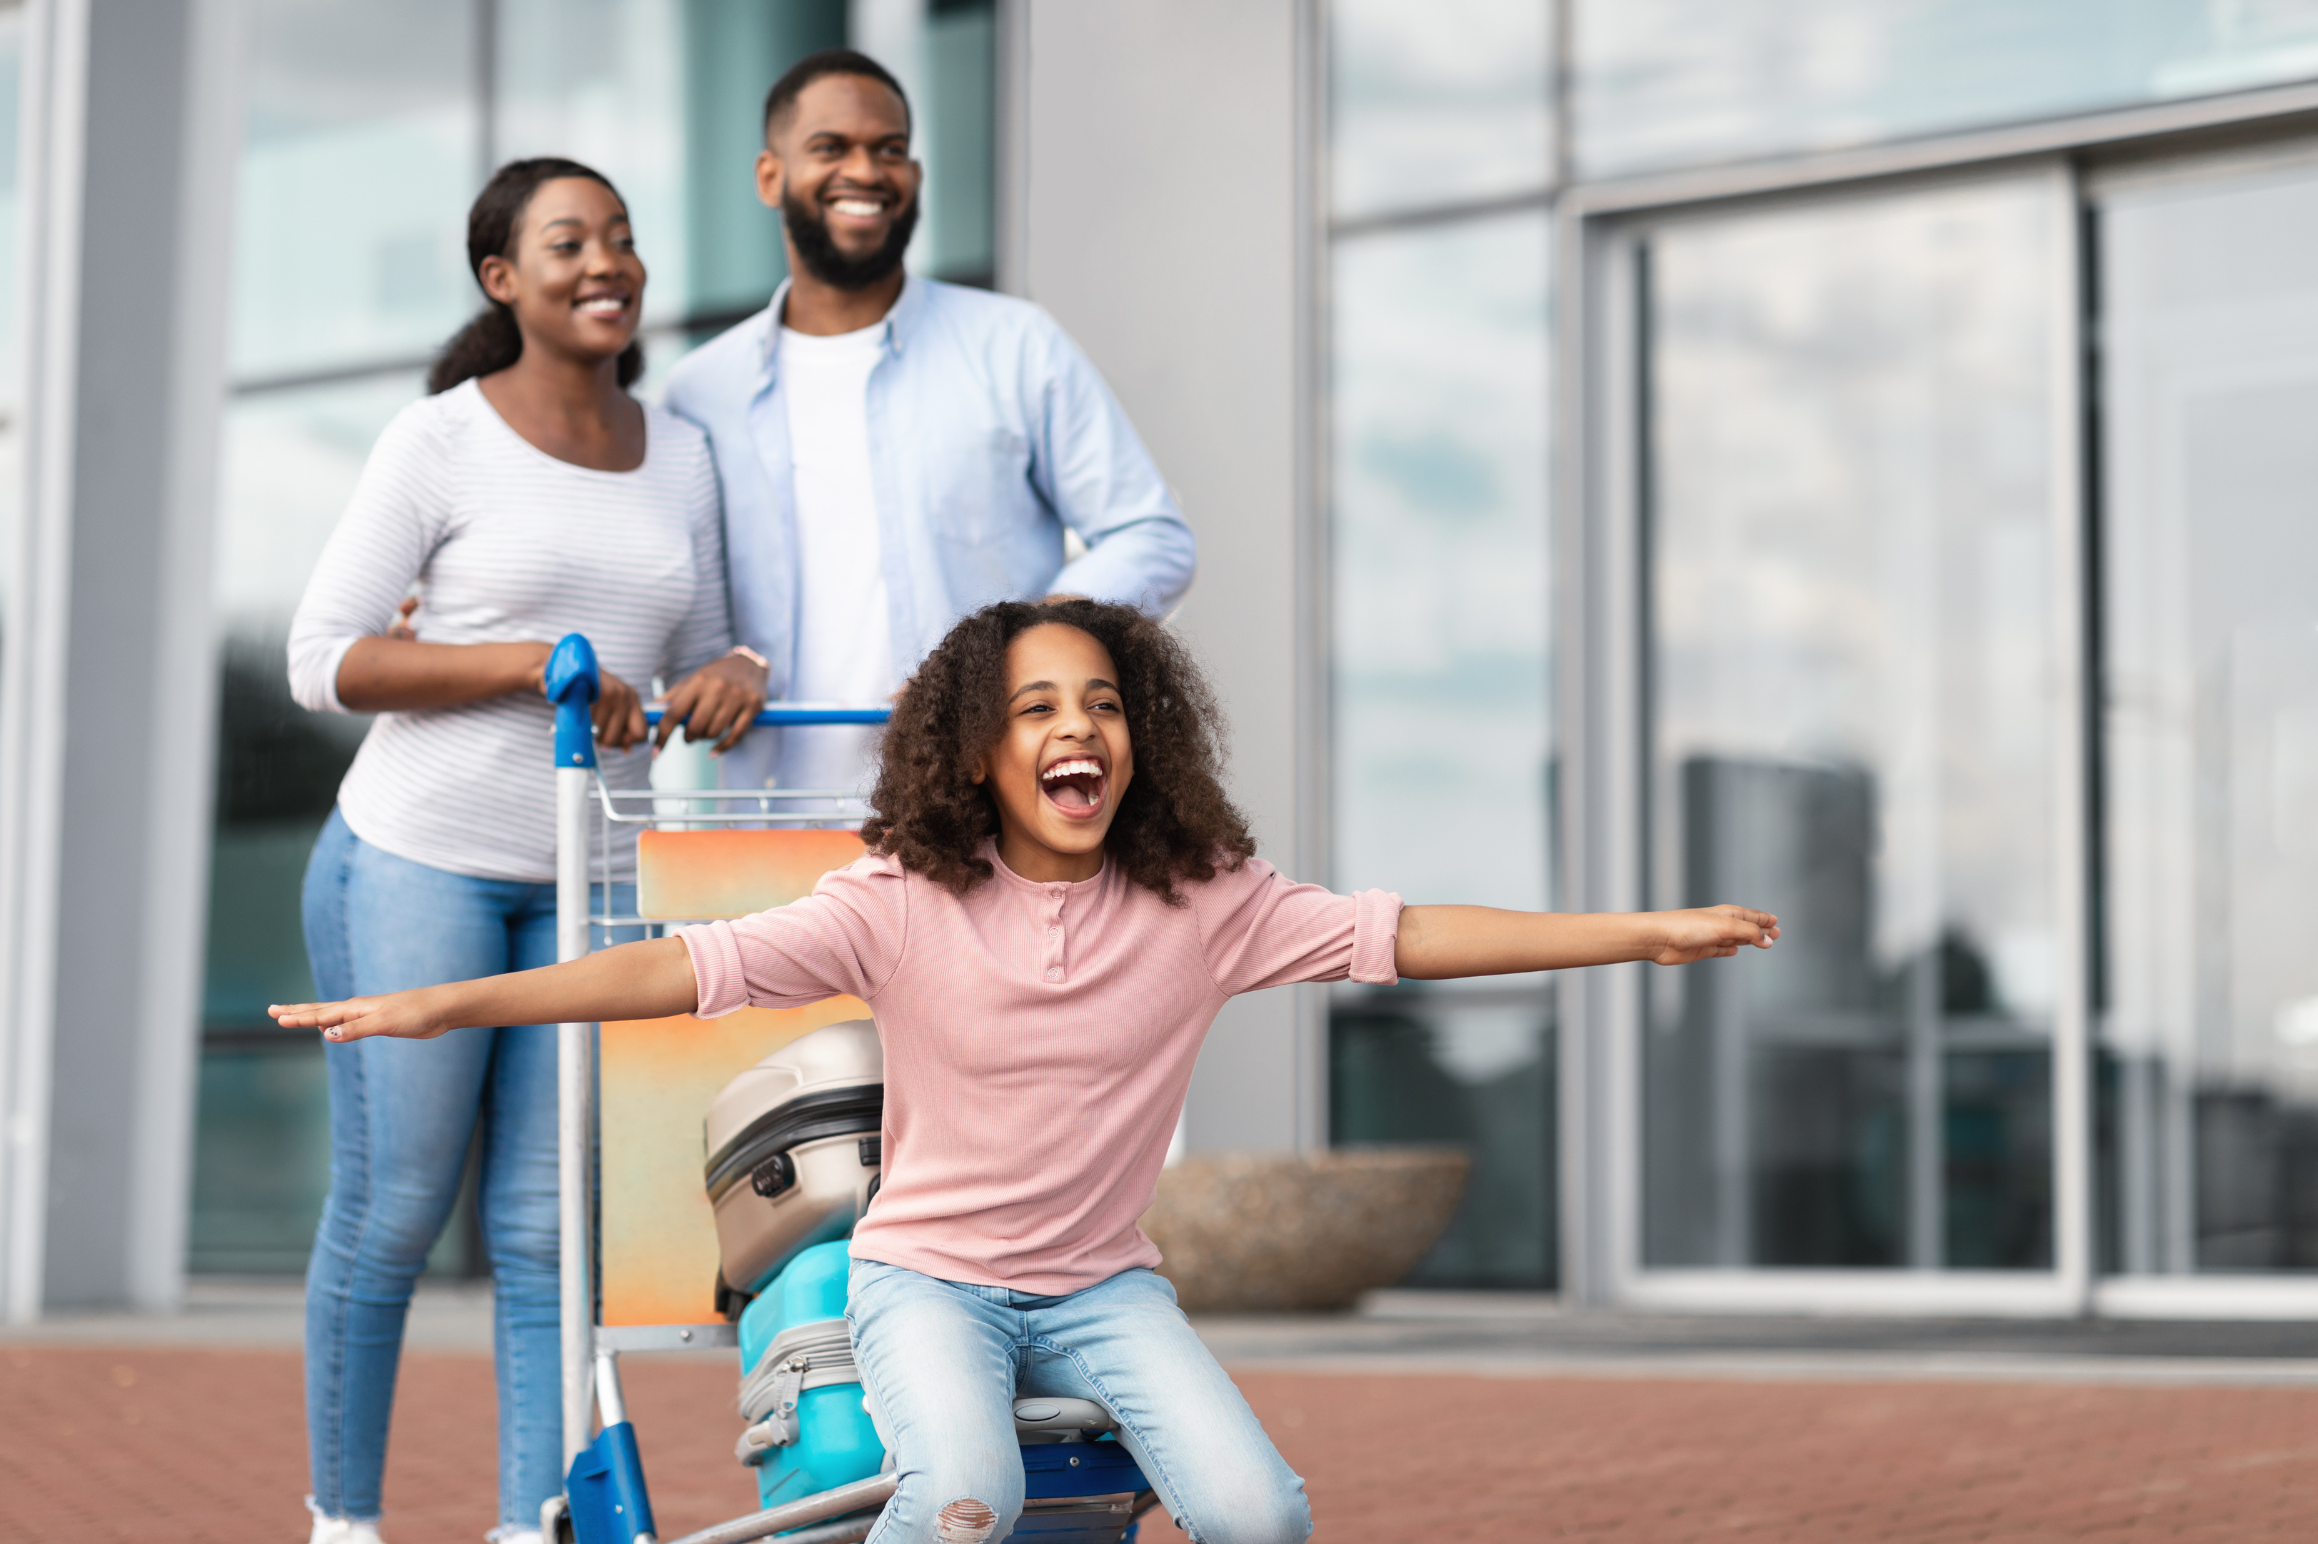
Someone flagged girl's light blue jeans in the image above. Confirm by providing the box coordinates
[846,1257,1312,1544]
[300,807,634,1529]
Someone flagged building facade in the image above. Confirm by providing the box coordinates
[2,0,2317,1319]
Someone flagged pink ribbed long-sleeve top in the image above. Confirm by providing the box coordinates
[680,842,1403,1294]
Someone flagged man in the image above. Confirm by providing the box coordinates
[665,49,1196,796]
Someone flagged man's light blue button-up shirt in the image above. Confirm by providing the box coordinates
[663,277,1196,724]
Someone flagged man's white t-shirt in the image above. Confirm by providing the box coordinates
[781,321,897,795]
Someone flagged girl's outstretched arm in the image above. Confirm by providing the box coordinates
[269,935,700,1042]
[1395,904,1778,979]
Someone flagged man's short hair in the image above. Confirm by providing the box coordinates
[763,49,912,143]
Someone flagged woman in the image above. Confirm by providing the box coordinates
[286,158,763,1544]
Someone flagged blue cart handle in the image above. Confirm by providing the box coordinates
[544,634,600,768]
[647,704,892,728]
[546,633,890,769]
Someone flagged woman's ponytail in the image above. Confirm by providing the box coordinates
[427,306,522,394]
[427,156,646,396]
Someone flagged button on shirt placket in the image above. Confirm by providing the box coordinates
[1041,887,1068,984]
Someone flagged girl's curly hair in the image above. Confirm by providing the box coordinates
[861,599,1255,903]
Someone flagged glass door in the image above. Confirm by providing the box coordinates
[1631,172,2076,1277]
[2094,145,2318,1283]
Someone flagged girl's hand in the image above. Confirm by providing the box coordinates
[657,653,768,753]
[270,989,450,1043]
[1649,904,1781,965]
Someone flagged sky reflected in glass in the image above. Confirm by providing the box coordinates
[1577,0,2318,179]
[1644,177,2063,1270]
[1331,0,1552,221]
[1331,212,1550,913]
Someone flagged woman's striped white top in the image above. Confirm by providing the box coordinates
[287,378,731,883]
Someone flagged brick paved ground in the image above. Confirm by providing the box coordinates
[4,1343,2317,1542]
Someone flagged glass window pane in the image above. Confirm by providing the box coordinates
[206,375,416,1032]
[919,0,996,284]
[2097,151,2318,1275]
[1327,213,1554,1288]
[0,5,26,681]
[1643,178,2063,1271]
[188,1041,334,1273]
[1330,0,1552,222]
[497,0,696,318]
[856,0,998,286]
[671,0,847,319]
[1331,214,1550,909]
[234,0,480,379]
[1576,1,2318,181]
[1333,1002,1556,1288]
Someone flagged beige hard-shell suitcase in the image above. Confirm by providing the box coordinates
[703,1018,884,1316]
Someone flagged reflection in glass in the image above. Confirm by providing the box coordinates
[498,0,694,318]
[1644,179,2061,1270]
[1575,0,2318,180]
[1333,997,1556,1288]
[1329,0,1552,222]
[1330,214,1549,910]
[676,0,847,320]
[916,0,995,284]
[206,376,415,1029]
[852,0,996,285]
[188,1042,333,1272]
[235,0,480,379]
[2099,156,2318,1274]
[0,8,24,681]
[1327,214,1552,1286]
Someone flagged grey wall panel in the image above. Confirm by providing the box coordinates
[1016,0,1316,1152]
[0,0,238,1315]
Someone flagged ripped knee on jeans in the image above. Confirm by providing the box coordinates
[934,1497,999,1544]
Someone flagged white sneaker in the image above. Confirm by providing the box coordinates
[306,1516,385,1544]
[486,1531,543,1544]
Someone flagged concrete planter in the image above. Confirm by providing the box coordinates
[1140,1148,1471,1313]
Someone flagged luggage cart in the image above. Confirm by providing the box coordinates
[541,634,1160,1544]
[542,633,894,1544]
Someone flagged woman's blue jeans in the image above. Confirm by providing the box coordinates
[846,1258,1312,1544]
[301,808,633,1529]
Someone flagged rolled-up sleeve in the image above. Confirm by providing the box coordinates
[680,856,909,1017]
[285,410,446,714]
[1030,316,1197,616]
[1192,858,1402,996]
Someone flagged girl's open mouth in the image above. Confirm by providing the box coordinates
[1039,758,1108,819]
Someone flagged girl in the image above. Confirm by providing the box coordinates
[273,599,1777,1544]
[285,158,765,1544]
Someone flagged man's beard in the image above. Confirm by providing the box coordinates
[783,185,918,290]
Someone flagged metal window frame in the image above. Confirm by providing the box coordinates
[1549,77,2318,1319]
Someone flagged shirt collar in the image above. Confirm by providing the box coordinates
[754,275,925,393]
[982,837,1109,894]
